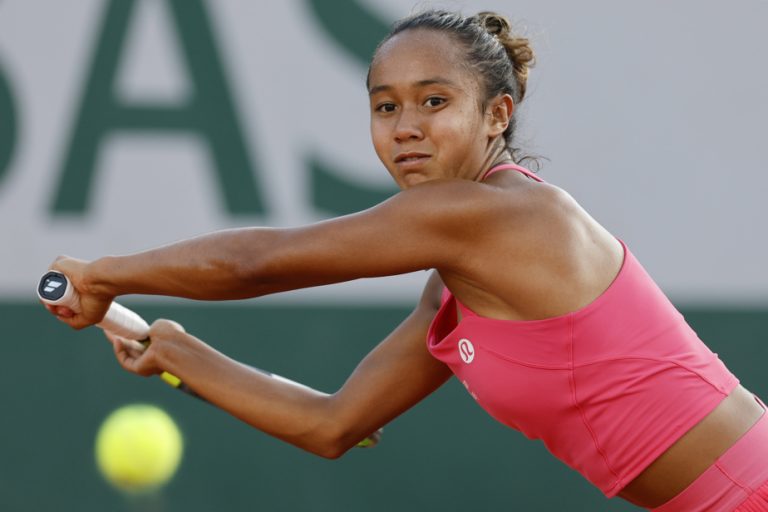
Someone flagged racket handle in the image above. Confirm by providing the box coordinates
[100,301,150,340]
[38,270,80,309]
[38,271,381,448]
[38,271,148,337]
[37,270,188,394]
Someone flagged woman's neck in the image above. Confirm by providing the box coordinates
[475,146,514,182]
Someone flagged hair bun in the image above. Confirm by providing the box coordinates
[477,11,511,38]
[475,11,535,102]
[476,12,534,69]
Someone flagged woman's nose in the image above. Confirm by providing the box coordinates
[393,108,424,143]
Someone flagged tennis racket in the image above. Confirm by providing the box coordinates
[37,271,381,448]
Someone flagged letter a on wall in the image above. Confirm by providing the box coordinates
[52,0,264,215]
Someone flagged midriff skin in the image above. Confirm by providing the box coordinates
[619,385,765,508]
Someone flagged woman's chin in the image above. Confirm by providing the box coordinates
[400,172,430,188]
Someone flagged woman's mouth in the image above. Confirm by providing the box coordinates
[394,153,431,168]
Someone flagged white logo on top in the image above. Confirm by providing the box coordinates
[43,281,63,294]
[458,338,475,364]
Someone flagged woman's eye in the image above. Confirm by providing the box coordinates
[376,103,397,113]
[424,97,445,107]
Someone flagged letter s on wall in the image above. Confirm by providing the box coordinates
[0,61,18,188]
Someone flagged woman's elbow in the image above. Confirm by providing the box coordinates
[303,423,362,460]
[313,443,347,460]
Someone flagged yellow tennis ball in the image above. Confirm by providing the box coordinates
[94,404,184,493]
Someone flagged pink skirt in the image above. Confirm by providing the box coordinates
[652,397,768,512]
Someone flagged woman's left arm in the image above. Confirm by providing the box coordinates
[107,271,452,458]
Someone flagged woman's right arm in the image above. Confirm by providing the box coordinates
[111,271,452,458]
[47,179,511,329]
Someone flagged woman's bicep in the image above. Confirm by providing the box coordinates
[252,182,493,291]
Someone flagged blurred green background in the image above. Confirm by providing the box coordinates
[2,302,766,511]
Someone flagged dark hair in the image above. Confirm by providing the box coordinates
[369,10,539,168]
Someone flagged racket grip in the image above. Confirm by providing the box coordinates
[99,301,150,340]
[38,270,81,310]
[39,271,380,447]
[38,271,150,340]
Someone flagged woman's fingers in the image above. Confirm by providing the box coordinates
[107,330,152,375]
[45,256,114,329]
[105,321,183,378]
[111,336,134,369]
[43,303,75,318]
[104,330,144,353]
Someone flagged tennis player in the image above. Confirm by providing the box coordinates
[44,10,768,511]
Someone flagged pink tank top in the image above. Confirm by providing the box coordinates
[426,164,739,496]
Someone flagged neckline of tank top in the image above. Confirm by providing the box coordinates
[450,239,629,325]
[481,163,544,182]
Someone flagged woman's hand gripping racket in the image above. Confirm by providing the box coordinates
[37,271,381,448]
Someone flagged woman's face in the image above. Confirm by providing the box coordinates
[368,29,504,189]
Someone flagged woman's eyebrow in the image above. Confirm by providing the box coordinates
[368,77,461,96]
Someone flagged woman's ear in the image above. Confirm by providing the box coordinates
[486,94,515,137]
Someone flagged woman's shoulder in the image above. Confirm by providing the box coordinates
[477,173,582,226]
[394,176,557,218]
[370,177,584,261]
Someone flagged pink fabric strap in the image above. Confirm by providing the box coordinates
[482,163,544,182]
[480,164,544,183]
